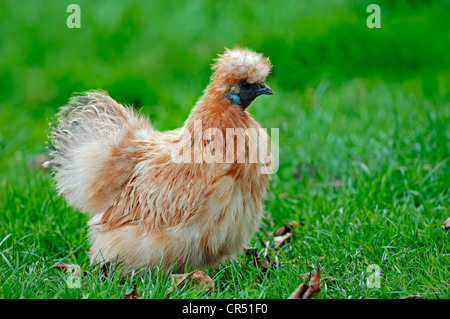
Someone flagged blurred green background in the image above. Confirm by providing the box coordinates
[1,0,448,147]
[0,0,449,298]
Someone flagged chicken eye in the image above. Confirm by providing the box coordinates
[241,81,252,90]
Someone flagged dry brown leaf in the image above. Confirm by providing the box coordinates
[261,255,271,273]
[255,255,277,283]
[441,217,450,230]
[289,263,322,299]
[263,255,278,272]
[274,221,297,236]
[301,263,322,299]
[53,262,71,272]
[244,247,263,268]
[298,272,311,282]
[400,295,425,299]
[274,232,292,247]
[288,283,308,299]
[265,221,297,250]
[268,221,297,237]
[323,275,338,287]
[271,226,286,237]
[124,284,142,299]
[302,284,321,299]
[166,270,214,295]
[310,263,321,287]
[299,272,338,287]
[244,247,277,283]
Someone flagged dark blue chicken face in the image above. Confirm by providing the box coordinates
[226,80,273,109]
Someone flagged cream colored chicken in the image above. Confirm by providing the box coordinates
[46,47,274,274]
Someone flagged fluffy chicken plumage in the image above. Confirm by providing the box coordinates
[47,47,273,274]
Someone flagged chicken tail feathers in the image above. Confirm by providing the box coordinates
[46,91,153,216]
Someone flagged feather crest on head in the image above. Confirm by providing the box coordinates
[211,47,272,84]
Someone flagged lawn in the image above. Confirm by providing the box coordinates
[0,0,449,299]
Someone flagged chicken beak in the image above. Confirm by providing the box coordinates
[256,83,273,96]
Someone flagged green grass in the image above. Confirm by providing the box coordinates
[0,0,449,299]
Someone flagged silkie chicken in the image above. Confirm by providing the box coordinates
[46,47,274,274]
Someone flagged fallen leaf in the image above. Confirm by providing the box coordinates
[299,272,338,287]
[256,255,270,282]
[244,247,277,282]
[302,264,322,299]
[166,270,214,295]
[400,296,425,299]
[124,284,142,299]
[260,255,271,274]
[274,221,297,236]
[267,221,297,237]
[274,232,292,247]
[323,275,338,287]
[244,246,263,268]
[53,262,71,272]
[441,218,450,230]
[298,272,311,282]
[310,264,321,287]
[256,255,277,283]
[289,263,322,299]
[288,283,308,299]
